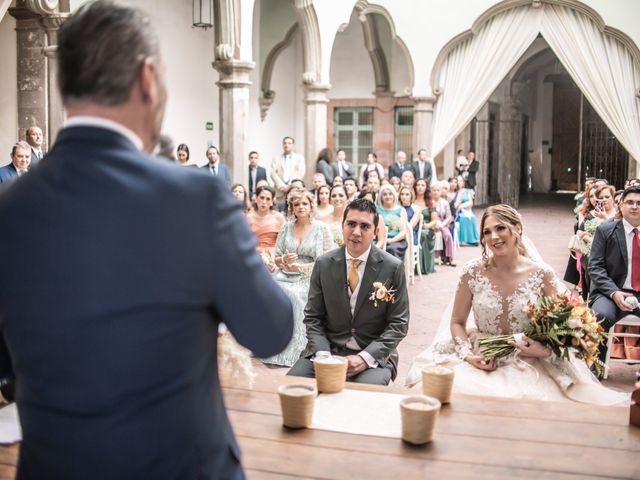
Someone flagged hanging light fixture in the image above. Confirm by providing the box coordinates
[193,0,213,29]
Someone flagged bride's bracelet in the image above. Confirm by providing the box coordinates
[454,336,473,361]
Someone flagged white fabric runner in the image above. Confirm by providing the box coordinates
[0,404,21,444]
[312,389,408,438]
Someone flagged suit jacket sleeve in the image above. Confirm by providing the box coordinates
[206,178,293,357]
[588,223,620,298]
[303,260,332,354]
[270,158,285,188]
[468,160,479,174]
[363,261,409,364]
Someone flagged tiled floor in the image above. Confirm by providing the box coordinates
[251,193,637,393]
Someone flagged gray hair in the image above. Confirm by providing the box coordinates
[57,0,160,106]
[11,141,30,156]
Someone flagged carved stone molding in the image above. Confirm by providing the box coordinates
[303,83,330,105]
[25,0,58,15]
[212,59,255,88]
[213,0,241,61]
[358,12,390,95]
[412,96,436,112]
[294,0,321,85]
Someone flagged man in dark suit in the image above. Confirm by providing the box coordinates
[411,148,432,183]
[332,148,354,180]
[589,186,640,334]
[25,126,45,165]
[465,151,479,190]
[248,150,267,200]
[0,142,31,185]
[0,2,293,479]
[388,150,408,180]
[288,199,409,385]
[202,145,232,186]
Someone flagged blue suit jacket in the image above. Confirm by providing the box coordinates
[0,164,18,184]
[248,165,267,198]
[0,126,293,479]
[201,162,232,186]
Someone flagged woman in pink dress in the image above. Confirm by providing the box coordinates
[246,186,286,266]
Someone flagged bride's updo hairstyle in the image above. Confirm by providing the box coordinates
[480,204,526,266]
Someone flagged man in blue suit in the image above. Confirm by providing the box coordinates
[0,2,293,479]
[201,145,232,186]
[0,141,31,185]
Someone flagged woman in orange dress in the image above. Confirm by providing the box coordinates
[246,185,286,268]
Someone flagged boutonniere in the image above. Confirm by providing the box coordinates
[369,282,396,307]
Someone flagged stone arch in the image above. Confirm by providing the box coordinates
[353,1,415,95]
[430,0,640,96]
[259,23,298,120]
[293,0,322,85]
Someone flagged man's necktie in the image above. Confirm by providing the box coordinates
[213,166,218,176]
[632,228,640,291]
[348,259,362,293]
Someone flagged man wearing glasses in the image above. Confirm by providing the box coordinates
[589,186,640,349]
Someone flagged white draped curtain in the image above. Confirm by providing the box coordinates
[430,3,640,164]
[541,4,640,163]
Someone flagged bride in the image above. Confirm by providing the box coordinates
[406,204,628,405]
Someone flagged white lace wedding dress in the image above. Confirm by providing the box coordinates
[406,257,629,405]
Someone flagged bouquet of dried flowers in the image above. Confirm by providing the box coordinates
[478,293,607,376]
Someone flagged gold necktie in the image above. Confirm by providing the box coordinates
[348,259,362,293]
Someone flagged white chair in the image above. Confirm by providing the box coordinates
[603,314,640,379]
[412,219,423,282]
[404,220,414,285]
[453,221,460,249]
[434,230,443,265]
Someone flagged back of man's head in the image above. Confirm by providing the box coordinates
[58,1,160,107]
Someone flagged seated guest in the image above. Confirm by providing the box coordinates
[246,185,286,257]
[389,176,401,192]
[432,182,455,266]
[399,185,421,246]
[314,184,333,222]
[376,184,409,261]
[231,183,252,214]
[309,172,326,197]
[325,185,348,246]
[344,177,359,201]
[0,142,31,185]
[288,198,409,385]
[176,143,190,165]
[419,187,439,274]
[453,175,479,246]
[262,189,335,367]
[401,169,416,190]
[589,186,640,359]
[366,173,381,195]
[332,176,344,187]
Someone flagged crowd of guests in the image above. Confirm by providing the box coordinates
[566,176,640,364]
[186,137,481,368]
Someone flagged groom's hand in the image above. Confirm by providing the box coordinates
[346,355,367,377]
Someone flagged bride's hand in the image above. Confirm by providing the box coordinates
[509,335,551,358]
[465,355,497,371]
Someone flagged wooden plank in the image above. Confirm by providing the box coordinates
[229,410,639,479]
[237,436,606,480]
[246,468,327,480]
[223,388,640,451]
[0,464,15,480]
[226,375,629,426]
[0,446,17,466]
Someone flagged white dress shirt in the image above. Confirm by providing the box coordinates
[344,245,377,368]
[622,218,636,290]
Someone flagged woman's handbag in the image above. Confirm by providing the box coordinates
[568,234,587,255]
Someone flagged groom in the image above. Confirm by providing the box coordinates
[288,199,409,384]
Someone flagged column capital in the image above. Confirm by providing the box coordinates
[411,96,436,111]
[8,6,40,22]
[25,0,59,15]
[303,83,330,105]
[212,59,255,88]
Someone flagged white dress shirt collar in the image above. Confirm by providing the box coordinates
[64,116,144,151]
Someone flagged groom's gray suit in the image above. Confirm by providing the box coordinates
[289,245,409,384]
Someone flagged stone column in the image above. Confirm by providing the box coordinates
[303,82,330,186]
[412,96,436,177]
[212,59,255,187]
[9,5,47,145]
[41,13,68,145]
